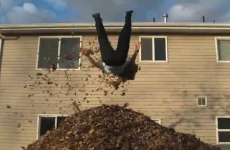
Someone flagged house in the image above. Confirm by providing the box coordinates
[0,22,230,150]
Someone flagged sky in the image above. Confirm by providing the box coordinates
[0,0,230,24]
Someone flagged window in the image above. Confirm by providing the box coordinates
[216,37,230,62]
[37,114,68,139]
[196,96,207,106]
[139,36,167,62]
[37,36,82,70]
[150,117,161,124]
[216,117,230,144]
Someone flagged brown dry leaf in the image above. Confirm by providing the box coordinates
[6,105,11,108]
[138,66,141,70]
[17,123,21,128]
[47,81,53,84]
[28,94,34,98]
[21,147,26,150]
[123,103,129,108]
[28,75,33,79]
[72,101,81,112]
[89,128,95,134]
[121,90,126,96]
[37,73,43,76]
[104,90,108,96]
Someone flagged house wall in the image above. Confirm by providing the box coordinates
[0,34,230,150]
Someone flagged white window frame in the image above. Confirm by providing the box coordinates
[36,114,68,139]
[150,117,161,124]
[215,36,230,63]
[139,36,168,62]
[36,36,82,70]
[196,96,208,107]
[216,116,230,144]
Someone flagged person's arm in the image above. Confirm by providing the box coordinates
[129,43,140,64]
[85,55,100,68]
[78,45,101,68]
[129,50,139,64]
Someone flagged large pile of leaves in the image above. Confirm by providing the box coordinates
[26,104,220,150]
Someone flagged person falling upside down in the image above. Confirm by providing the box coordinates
[80,10,140,76]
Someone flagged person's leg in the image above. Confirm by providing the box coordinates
[92,13,115,66]
[115,10,133,66]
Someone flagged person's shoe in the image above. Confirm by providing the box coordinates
[92,13,100,19]
[126,10,133,19]
[126,10,133,14]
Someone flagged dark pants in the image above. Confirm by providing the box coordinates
[94,16,132,66]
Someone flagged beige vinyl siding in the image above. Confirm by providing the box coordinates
[0,35,230,150]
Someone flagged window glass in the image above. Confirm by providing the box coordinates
[38,38,59,68]
[141,38,153,61]
[217,40,230,61]
[154,38,166,61]
[59,38,80,68]
[40,117,55,137]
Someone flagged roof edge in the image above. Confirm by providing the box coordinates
[1,22,230,34]
[1,22,230,29]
